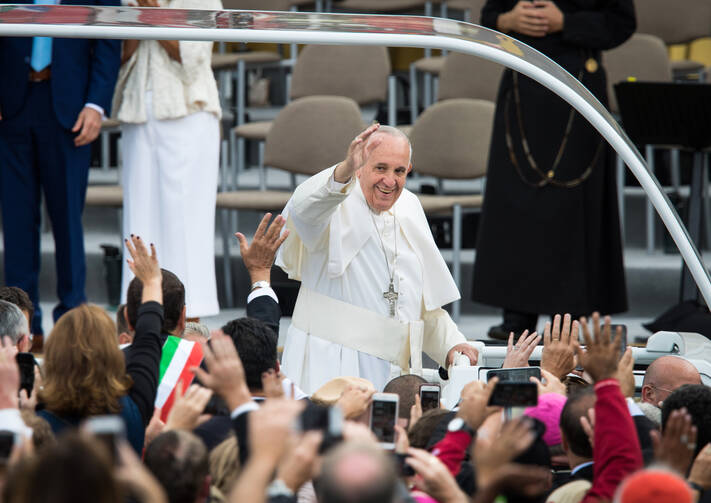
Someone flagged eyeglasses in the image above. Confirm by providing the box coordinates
[649,384,675,394]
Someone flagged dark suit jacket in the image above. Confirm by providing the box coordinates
[0,0,121,129]
[246,293,281,335]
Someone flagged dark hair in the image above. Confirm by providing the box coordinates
[144,430,208,503]
[383,374,427,420]
[559,388,595,459]
[4,433,120,503]
[662,384,711,457]
[221,317,277,391]
[115,304,128,336]
[408,409,451,449]
[0,286,33,323]
[126,269,184,333]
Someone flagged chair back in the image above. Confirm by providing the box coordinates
[438,52,504,103]
[603,33,673,113]
[264,96,366,176]
[290,45,391,105]
[634,0,711,45]
[410,98,495,180]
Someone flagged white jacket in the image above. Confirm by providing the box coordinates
[112,0,222,123]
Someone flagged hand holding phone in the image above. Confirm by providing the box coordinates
[419,384,440,413]
[84,415,126,464]
[370,393,399,450]
[15,353,36,396]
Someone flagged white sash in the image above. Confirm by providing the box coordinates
[290,287,425,375]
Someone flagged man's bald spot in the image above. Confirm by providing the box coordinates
[643,356,701,388]
[366,125,412,164]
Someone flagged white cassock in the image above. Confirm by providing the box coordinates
[276,166,467,393]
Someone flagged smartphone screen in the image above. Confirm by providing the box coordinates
[488,382,538,407]
[420,385,440,412]
[370,395,398,446]
[15,353,35,396]
[487,367,541,383]
[610,324,627,355]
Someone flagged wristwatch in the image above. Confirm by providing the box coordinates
[447,417,475,437]
[250,280,270,291]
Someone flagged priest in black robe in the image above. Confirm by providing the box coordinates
[472,0,636,338]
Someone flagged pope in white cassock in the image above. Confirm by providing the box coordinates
[276,124,479,393]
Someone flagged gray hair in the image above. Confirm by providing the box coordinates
[0,299,29,344]
[184,321,210,341]
[369,125,413,164]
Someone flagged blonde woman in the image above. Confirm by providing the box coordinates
[113,0,222,317]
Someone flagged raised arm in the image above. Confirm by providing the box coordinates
[124,236,164,427]
[286,124,381,250]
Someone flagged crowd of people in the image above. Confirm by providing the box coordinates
[2,1,711,503]
[0,217,709,503]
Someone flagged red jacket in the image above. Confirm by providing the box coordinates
[582,379,643,502]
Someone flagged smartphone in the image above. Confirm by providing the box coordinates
[488,382,538,407]
[0,431,18,463]
[419,384,441,412]
[15,353,36,396]
[84,415,126,464]
[610,324,627,356]
[296,402,344,453]
[370,393,399,450]
[487,367,541,383]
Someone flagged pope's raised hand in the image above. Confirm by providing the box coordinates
[334,123,382,183]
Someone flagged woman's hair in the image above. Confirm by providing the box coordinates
[40,304,131,417]
[208,435,240,497]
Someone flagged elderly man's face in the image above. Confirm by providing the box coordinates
[357,134,411,213]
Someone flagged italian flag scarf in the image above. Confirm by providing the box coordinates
[155,335,204,421]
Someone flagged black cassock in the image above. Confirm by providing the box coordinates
[472,0,636,316]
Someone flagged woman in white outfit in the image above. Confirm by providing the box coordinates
[113,0,222,317]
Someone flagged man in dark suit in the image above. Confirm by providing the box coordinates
[0,0,121,343]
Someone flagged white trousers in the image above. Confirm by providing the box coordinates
[120,91,220,317]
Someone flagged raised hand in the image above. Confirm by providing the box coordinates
[651,407,697,475]
[125,235,161,284]
[333,123,382,183]
[473,417,537,489]
[530,368,566,396]
[541,313,579,379]
[576,313,622,383]
[235,213,289,285]
[277,430,323,493]
[409,393,423,430]
[615,347,635,398]
[336,385,374,420]
[261,369,285,399]
[502,330,540,369]
[406,448,469,503]
[689,444,711,492]
[190,334,251,411]
[457,377,499,430]
[164,383,213,432]
[0,336,20,409]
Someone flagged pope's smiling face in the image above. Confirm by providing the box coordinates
[357,133,412,213]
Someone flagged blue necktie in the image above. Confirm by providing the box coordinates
[30,0,57,71]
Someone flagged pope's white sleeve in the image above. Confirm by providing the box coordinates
[288,166,356,250]
[421,308,467,367]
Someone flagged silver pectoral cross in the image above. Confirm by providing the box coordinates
[383,280,399,317]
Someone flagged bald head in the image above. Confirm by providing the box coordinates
[318,442,397,503]
[641,356,701,406]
